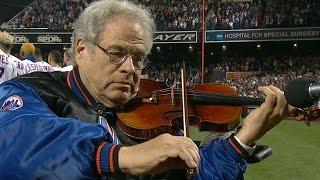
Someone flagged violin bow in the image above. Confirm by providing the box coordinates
[181,62,190,138]
[181,62,196,177]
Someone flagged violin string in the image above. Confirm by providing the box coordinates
[158,92,217,98]
[152,87,264,104]
[158,90,250,101]
[159,93,242,103]
[156,88,236,97]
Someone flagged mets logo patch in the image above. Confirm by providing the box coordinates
[1,95,24,111]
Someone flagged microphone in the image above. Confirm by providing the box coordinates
[284,78,320,108]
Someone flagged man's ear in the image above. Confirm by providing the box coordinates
[75,39,85,66]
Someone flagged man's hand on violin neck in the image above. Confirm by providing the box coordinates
[118,133,200,175]
[236,86,288,146]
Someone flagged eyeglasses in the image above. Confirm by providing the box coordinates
[95,44,148,70]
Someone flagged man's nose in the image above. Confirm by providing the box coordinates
[120,56,136,74]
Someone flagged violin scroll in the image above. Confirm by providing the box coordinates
[290,105,320,126]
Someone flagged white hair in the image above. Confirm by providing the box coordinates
[72,0,155,61]
[0,31,14,52]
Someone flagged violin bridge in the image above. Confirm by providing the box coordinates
[171,87,174,106]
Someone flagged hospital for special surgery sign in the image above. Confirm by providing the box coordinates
[206,27,320,42]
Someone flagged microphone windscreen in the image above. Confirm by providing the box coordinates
[284,78,316,108]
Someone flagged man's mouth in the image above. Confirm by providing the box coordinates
[113,82,132,91]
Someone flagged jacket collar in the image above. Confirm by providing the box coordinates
[66,66,95,106]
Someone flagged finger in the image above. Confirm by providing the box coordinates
[182,140,200,166]
[288,104,299,115]
[165,137,197,159]
[178,137,200,163]
[188,138,200,165]
[178,137,199,151]
[258,86,276,116]
[178,143,198,168]
[182,145,200,167]
[269,85,287,118]
[190,146,200,166]
[179,138,200,164]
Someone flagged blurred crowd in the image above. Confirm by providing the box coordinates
[2,0,319,30]
[3,0,199,31]
[262,0,320,28]
[220,71,320,98]
[206,0,320,30]
[5,0,94,30]
[206,0,262,29]
[206,56,320,73]
[143,60,200,88]
[132,0,200,31]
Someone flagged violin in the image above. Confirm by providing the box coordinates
[117,78,265,142]
[117,69,320,143]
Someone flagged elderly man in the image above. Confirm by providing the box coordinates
[0,0,291,179]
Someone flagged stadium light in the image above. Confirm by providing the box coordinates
[188,45,193,53]
[222,45,227,51]
[257,44,261,48]
[293,43,298,48]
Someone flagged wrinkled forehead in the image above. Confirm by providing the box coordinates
[98,17,147,51]
[101,16,147,39]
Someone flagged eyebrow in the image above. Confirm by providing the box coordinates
[106,44,146,55]
[105,44,127,51]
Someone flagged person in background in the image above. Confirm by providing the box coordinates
[62,47,74,71]
[34,47,44,62]
[63,48,73,66]
[0,31,54,84]
[48,50,63,68]
[34,47,53,66]
[0,30,15,56]
[0,30,18,83]
[20,42,37,62]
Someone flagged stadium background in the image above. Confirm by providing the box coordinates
[1,0,320,179]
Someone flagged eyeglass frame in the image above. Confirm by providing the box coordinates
[94,43,149,70]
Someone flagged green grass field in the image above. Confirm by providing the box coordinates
[190,120,320,180]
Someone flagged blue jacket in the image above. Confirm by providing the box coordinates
[0,70,246,179]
